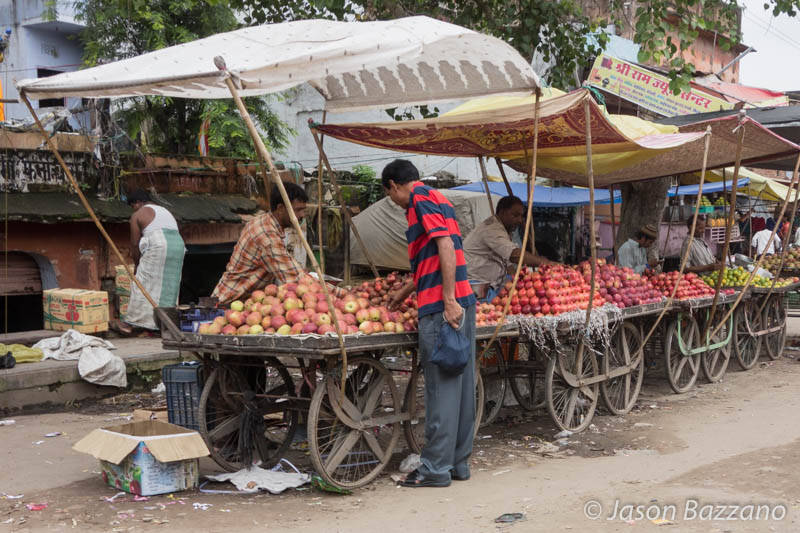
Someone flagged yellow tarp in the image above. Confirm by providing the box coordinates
[688,167,797,202]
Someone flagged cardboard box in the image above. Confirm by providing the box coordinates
[43,289,109,333]
[118,294,130,318]
[115,264,135,296]
[73,420,209,496]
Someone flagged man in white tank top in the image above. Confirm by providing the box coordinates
[115,190,185,334]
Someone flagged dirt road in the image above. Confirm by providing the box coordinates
[2,354,800,532]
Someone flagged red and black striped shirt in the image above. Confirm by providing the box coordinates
[405,182,476,318]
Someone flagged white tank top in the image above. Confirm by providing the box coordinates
[143,204,179,235]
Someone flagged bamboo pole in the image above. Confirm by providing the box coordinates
[495,157,514,196]
[316,110,327,273]
[582,98,598,329]
[19,93,180,334]
[755,153,800,314]
[215,59,349,392]
[522,145,536,254]
[707,157,800,341]
[478,157,494,212]
[708,122,744,329]
[609,184,618,263]
[479,90,541,358]
[641,127,713,348]
[310,128,379,280]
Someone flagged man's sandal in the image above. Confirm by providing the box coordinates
[398,469,451,488]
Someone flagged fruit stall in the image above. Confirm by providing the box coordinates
[15,18,800,491]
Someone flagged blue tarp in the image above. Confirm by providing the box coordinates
[452,181,621,207]
[668,178,750,197]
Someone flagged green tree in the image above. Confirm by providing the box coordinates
[74,0,290,156]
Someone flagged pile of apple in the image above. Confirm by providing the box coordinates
[644,271,716,300]
[199,273,419,336]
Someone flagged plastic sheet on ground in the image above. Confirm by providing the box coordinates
[205,466,310,494]
[33,329,127,388]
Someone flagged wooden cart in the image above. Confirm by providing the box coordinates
[731,282,798,369]
[157,307,517,489]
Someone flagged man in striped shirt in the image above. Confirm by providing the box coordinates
[384,159,477,488]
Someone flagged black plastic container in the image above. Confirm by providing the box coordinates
[162,361,204,431]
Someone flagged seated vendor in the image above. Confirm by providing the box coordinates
[617,224,661,274]
[680,216,721,273]
[213,182,342,305]
[463,195,556,299]
[752,219,781,258]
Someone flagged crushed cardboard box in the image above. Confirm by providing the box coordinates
[73,420,209,496]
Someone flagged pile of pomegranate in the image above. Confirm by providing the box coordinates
[198,273,419,336]
[644,271,717,299]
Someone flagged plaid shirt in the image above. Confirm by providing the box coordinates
[213,212,303,305]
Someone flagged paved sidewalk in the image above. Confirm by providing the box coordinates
[0,336,191,410]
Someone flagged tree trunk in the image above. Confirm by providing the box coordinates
[618,177,671,258]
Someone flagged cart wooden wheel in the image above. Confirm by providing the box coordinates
[763,295,787,361]
[402,361,484,455]
[508,342,546,411]
[307,356,401,489]
[600,322,644,415]
[664,314,700,393]
[198,360,298,472]
[700,308,731,383]
[733,299,762,370]
[477,341,506,427]
[545,340,599,433]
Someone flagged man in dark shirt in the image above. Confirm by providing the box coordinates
[385,159,477,488]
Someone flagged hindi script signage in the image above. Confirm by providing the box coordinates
[587,54,734,117]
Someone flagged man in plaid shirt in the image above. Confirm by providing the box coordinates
[214,182,328,304]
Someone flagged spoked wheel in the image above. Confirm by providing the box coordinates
[600,322,644,415]
[198,360,298,472]
[763,296,787,360]
[700,308,732,383]
[508,342,546,411]
[545,340,599,433]
[402,361,484,455]
[307,356,401,489]
[664,314,700,393]
[477,341,506,427]
[733,300,762,370]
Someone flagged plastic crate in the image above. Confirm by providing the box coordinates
[177,306,224,332]
[163,361,204,431]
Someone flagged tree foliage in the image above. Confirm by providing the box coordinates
[74,0,290,157]
[230,0,800,93]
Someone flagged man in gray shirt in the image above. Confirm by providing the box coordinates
[463,196,554,299]
[681,216,721,273]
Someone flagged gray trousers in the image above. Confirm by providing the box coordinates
[417,303,476,480]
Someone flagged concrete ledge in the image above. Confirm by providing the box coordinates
[0,338,194,410]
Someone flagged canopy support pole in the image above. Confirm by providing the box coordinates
[522,146,536,254]
[582,99,598,330]
[495,157,514,197]
[708,120,744,330]
[316,110,327,273]
[310,128,379,280]
[19,92,184,338]
[708,156,800,340]
[609,184,618,263]
[216,59,349,392]
[755,153,800,314]
[478,157,494,212]
[641,127,713,348]
[479,90,541,358]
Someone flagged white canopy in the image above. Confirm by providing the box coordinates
[17,17,540,112]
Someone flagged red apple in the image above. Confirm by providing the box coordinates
[317,324,335,335]
[302,323,318,334]
[246,311,263,326]
[222,324,237,335]
[316,313,332,326]
[251,290,266,303]
[237,324,251,335]
[271,315,287,329]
